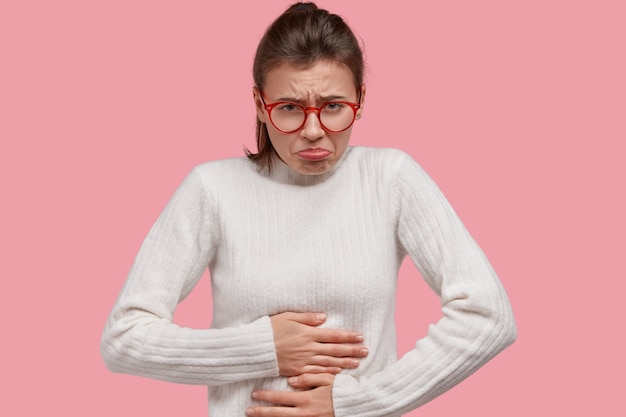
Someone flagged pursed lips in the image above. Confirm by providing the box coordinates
[296,148,331,161]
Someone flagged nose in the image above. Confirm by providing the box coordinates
[300,109,325,141]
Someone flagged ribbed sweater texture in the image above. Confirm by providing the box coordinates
[101,146,517,416]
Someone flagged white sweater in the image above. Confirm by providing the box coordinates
[101,146,516,416]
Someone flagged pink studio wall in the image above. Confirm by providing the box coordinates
[2,0,624,415]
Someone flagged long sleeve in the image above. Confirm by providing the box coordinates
[100,167,279,386]
[331,151,517,416]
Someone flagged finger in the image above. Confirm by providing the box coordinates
[246,406,296,417]
[300,365,342,374]
[309,355,361,369]
[316,343,369,358]
[314,327,364,344]
[288,373,335,389]
[306,355,361,368]
[251,389,300,407]
[283,311,327,326]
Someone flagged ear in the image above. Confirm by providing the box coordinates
[356,83,366,119]
[252,87,267,123]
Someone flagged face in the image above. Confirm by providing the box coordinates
[254,60,365,175]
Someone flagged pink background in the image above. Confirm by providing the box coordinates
[2,0,624,415]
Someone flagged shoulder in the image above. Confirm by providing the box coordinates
[347,147,442,205]
[346,146,424,178]
[183,156,259,187]
[347,146,409,161]
[191,156,255,178]
[170,156,259,200]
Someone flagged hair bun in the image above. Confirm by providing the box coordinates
[291,2,318,12]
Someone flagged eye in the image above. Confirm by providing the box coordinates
[324,102,345,112]
[277,103,300,112]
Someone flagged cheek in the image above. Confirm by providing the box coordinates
[272,140,289,157]
[267,131,295,157]
[332,132,351,151]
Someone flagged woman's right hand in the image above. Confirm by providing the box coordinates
[270,312,369,376]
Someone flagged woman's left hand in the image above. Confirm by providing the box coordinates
[246,373,336,417]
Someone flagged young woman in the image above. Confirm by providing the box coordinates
[101,3,517,416]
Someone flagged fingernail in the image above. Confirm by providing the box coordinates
[288,376,298,385]
[246,408,255,416]
[332,367,342,373]
[350,359,360,367]
[355,335,364,342]
[316,313,327,321]
[251,391,259,399]
[360,348,369,357]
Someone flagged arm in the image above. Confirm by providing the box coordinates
[330,151,517,416]
[101,167,367,386]
[100,167,279,385]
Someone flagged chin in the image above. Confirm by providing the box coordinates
[294,160,334,175]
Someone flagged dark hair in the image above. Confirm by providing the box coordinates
[246,2,364,171]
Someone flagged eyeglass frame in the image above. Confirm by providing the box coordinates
[259,91,362,133]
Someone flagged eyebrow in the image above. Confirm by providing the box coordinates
[275,94,348,103]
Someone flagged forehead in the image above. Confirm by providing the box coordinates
[263,60,356,99]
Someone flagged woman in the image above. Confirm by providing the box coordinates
[101,3,517,416]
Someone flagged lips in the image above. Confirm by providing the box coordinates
[296,148,331,161]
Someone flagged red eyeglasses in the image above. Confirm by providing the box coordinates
[260,93,361,133]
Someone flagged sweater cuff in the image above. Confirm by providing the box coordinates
[226,315,279,379]
[102,314,280,386]
[332,373,408,417]
[332,374,367,417]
